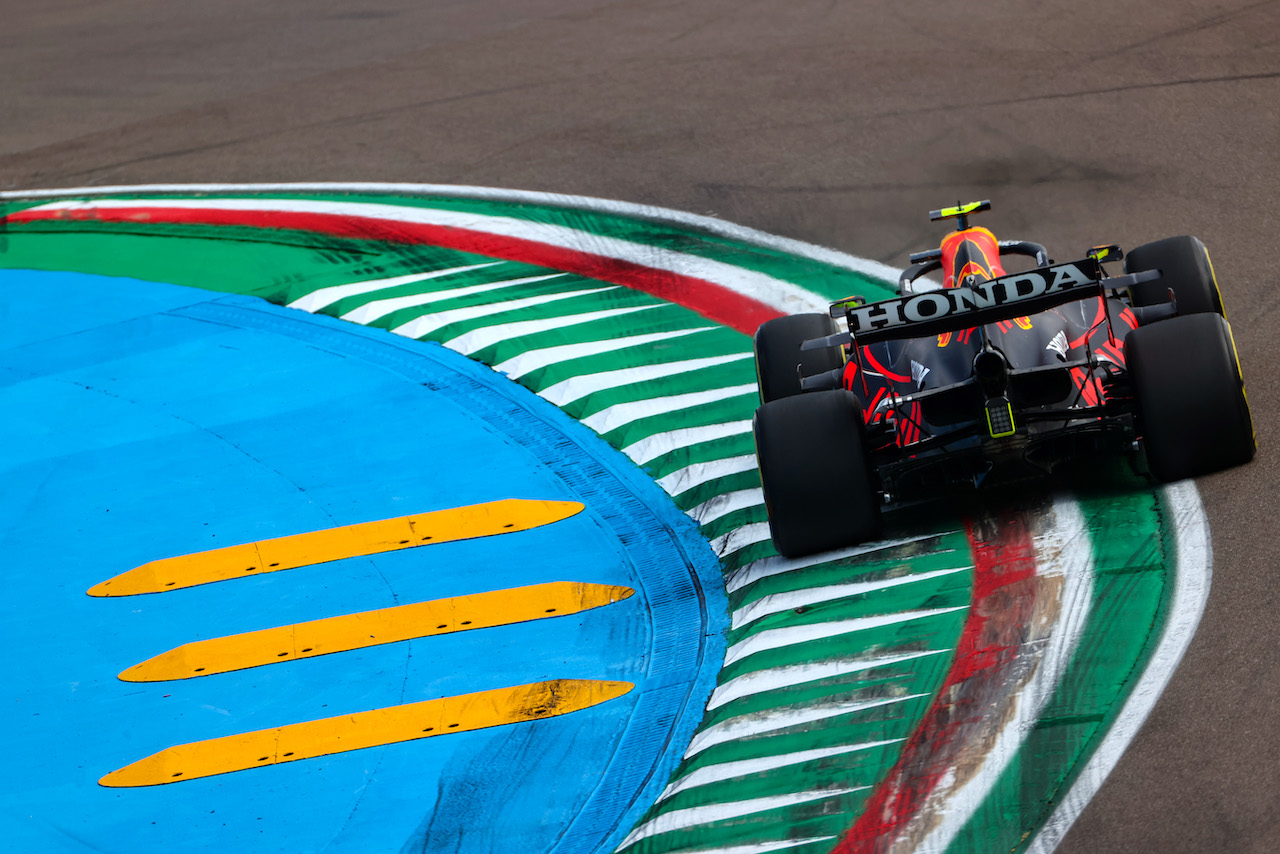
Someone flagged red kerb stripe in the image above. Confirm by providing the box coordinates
[833,511,1038,853]
[9,206,784,335]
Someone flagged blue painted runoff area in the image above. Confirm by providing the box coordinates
[0,270,727,854]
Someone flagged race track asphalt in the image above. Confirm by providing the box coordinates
[2,2,1277,851]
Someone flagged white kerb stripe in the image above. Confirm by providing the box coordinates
[286,262,504,312]
[706,650,945,710]
[583,384,757,435]
[443,303,665,358]
[494,327,713,379]
[723,606,966,666]
[732,566,971,629]
[538,353,751,408]
[390,284,614,339]
[724,533,959,594]
[341,273,565,324]
[656,454,759,497]
[618,788,864,850]
[647,839,836,854]
[684,693,926,758]
[687,488,764,527]
[658,740,901,803]
[708,521,773,558]
[622,421,753,467]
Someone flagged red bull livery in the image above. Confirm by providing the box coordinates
[752,200,1254,557]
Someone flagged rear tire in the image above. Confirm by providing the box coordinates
[754,390,881,557]
[1128,313,1254,481]
[754,313,844,403]
[1124,235,1225,316]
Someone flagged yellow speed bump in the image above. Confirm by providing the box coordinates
[88,498,584,597]
[99,679,633,787]
[120,581,634,682]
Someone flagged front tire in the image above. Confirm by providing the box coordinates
[1124,235,1225,317]
[754,390,881,557]
[1127,313,1254,481]
[754,313,844,404]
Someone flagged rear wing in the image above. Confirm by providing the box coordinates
[805,259,1160,350]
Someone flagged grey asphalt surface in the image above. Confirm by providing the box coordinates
[2,1,1277,851]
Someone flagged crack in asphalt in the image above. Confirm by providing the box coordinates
[0,78,561,182]
[859,69,1280,122]
[1083,0,1280,63]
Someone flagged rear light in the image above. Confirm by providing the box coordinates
[986,397,1016,438]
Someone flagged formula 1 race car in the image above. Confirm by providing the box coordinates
[753,200,1255,557]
